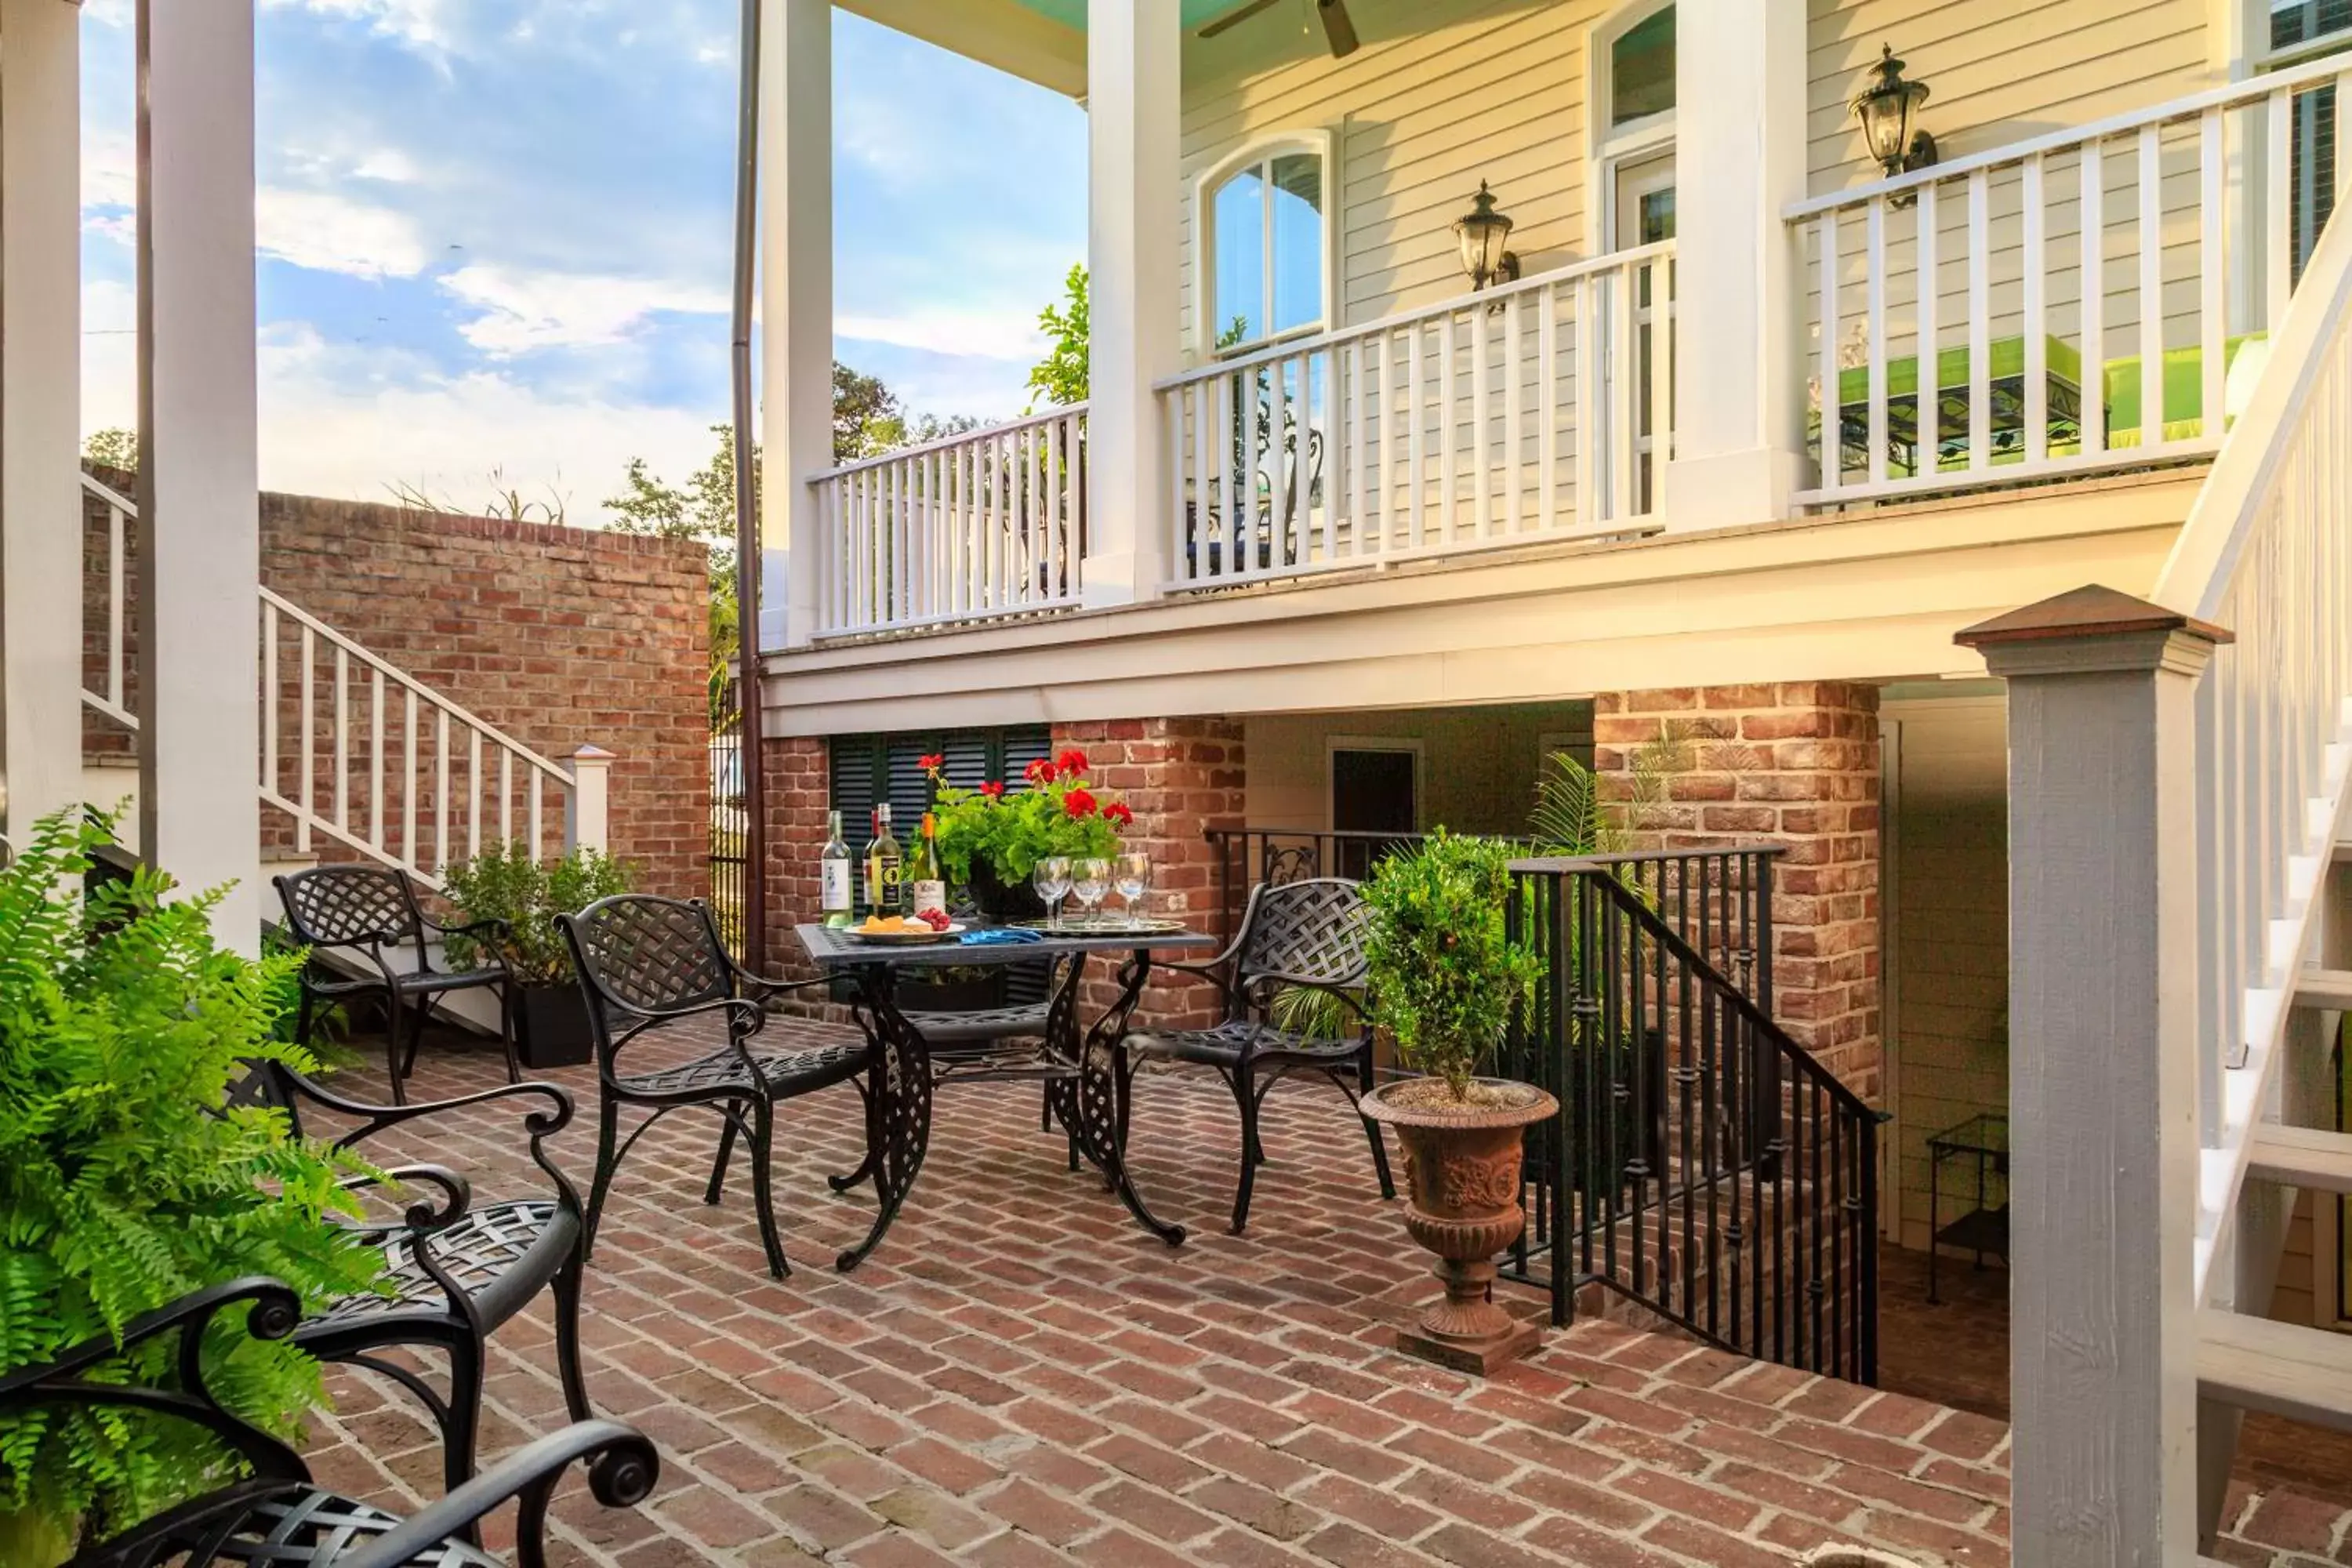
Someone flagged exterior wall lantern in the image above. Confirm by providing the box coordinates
[1454,181,1520,292]
[1851,44,1937,183]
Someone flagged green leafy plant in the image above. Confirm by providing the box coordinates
[1361,830,1540,1102]
[1528,751,1623,856]
[0,809,387,1560]
[439,842,635,985]
[925,750,1127,887]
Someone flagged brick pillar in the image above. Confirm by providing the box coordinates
[759,734,829,982]
[1054,716,1245,1030]
[1594,683,1882,1100]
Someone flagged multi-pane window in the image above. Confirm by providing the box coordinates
[1608,3,1675,128]
[1208,147,1326,351]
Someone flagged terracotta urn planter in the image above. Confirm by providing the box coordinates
[1363,1076,1559,1374]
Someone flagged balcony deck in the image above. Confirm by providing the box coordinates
[292,1018,2347,1566]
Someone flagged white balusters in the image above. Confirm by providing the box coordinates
[1151,243,1671,591]
[807,408,1087,636]
[1789,53,2351,504]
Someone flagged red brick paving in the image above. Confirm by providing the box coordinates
[296,1018,2351,1565]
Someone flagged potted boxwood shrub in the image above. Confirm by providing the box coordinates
[1358,829,1557,1375]
[441,841,633,1069]
[0,809,387,1566]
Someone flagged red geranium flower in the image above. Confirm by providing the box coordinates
[1062,787,1098,818]
[978,780,1006,799]
[1056,748,1091,776]
[916,753,945,773]
[1102,801,1134,828]
[1024,757,1057,785]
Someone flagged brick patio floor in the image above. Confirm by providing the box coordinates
[296,1018,2351,1566]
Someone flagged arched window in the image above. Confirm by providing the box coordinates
[1588,0,1675,252]
[1197,132,1333,354]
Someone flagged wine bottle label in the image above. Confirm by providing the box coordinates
[910,879,947,918]
[822,862,851,910]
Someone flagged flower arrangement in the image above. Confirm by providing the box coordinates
[925,748,1130,887]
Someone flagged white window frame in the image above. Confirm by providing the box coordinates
[1192,129,1338,358]
[1325,735,1423,833]
[2255,0,2352,67]
[1585,0,1677,252]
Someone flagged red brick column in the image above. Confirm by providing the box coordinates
[1594,683,1882,1100]
[1053,717,1246,1030]
[759,735,830,982]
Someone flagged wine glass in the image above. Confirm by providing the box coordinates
[1072,858,1110,929]
[1033,855,1072,932]
[1115,851,1152,924]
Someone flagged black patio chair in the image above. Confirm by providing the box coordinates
[1119,877,1395,1234]
[557,895,875,1279]
[0,1276,656,1568]
[229,1060,595,1503]
[275,865,519,1105]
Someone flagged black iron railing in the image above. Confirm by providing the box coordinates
[1204,828,1421,945]
[1500,855,1878,1385]
[709,698,748,959]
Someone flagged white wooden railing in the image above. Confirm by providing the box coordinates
[2146,119,2352,1302]
[79,473,609,889]
[807,406,1087,637]
[1156,243,1671,590]
[1789,54,2352,505]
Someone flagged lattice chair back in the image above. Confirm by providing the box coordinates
[1234,877,1369,1006]
[560,895,733,1064]
[276,865,424,950]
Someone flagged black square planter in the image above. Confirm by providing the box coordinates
[515,983,593,1069]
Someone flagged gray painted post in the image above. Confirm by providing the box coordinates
[1958,586,2227,1568]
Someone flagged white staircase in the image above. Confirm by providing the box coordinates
[77,473,611,893]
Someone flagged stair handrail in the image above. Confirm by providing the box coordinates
[2146,149,2352,1301]
[1506,855,1879,1385]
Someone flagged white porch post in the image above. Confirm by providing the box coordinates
[0,0,85,845]
[1664,0,1806,531]
[1958,586,2221,1568]
[1080,0,1180,608]
[136,0,262,952]
[758,0,831,652]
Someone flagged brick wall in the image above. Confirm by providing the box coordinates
[1053,717,1247,1030]
[1595,683,1884,1100]
[82,467,711,898]
[760,735,831,983]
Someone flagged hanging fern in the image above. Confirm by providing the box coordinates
[0,810,387,1556]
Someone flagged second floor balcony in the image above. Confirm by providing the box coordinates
[759,2,2352,701]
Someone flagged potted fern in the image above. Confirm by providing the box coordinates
[1357,829,1555,1374]
[0,810,387,1565]
[441,841,633,1069]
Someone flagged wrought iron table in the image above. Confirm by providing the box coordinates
[794,922,1216,1265]
[1926,1110,2008,1305]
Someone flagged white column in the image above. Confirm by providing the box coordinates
[566,744,615,855]
[0,0,85,847]
[758,0,831,652]
[1663,0,1806,531]
[137,0,262,952]
[1080,0,1181,608]
[1958,587,2221,1568]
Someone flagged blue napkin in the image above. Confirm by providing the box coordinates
[960,927,1044,946]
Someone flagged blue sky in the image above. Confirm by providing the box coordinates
[77,0,1087,522]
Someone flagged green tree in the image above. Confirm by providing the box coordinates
[832,361,899,464]
[82,429,139,474]
[604,424,750,723]
[1026,263,1089,411]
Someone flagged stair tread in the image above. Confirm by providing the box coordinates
[2248,1124,2352,1195]
[2289,967,2352,1008]
[2197,1309,2352,1430]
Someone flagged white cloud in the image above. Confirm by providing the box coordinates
[260,0,453,53]
[835,308,1047,365]
[256,187,434,279]
[441,264,728,354]
[352,148,423,183]
[82,321,720,528]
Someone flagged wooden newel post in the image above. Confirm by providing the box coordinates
[568,745,615,855]
[1956,585,2230,1568]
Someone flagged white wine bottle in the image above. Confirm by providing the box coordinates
[819,809,854,927]
[863,804,904,916]
[909,811,948,920]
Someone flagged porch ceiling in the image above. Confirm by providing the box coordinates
[838,0,1277,97]
[1007,0,1263,28]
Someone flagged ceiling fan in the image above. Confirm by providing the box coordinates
[1197,0,1360,58]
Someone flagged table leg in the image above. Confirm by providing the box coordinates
[1927,1147,1941,1305]
[836,965,936,1272]
[1059,949,1187,1247]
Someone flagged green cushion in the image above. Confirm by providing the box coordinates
[2100,333,2267,443]
[1835,335,2084,407]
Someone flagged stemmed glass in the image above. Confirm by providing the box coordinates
[1115,851,1152,925]
[1033,855,1073,932]
[1071,858,1110,929]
